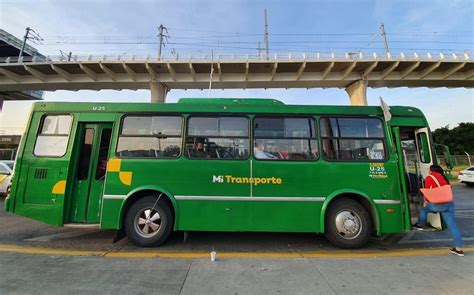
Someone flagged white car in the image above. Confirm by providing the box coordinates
[458,166,474,187]
[0,161,14,196]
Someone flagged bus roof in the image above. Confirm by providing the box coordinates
[177,98,285,105]
[30,99,425,118]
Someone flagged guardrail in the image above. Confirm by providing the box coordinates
[1,51,472,64]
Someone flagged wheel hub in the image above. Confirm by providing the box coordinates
[335,210,362,239]
[135,208,162,237]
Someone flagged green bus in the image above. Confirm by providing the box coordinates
[4,98,436,248]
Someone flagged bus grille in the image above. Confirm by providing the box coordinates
[34,168,48,179]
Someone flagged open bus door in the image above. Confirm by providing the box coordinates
[392,126,440,230]
[66,122,112,224]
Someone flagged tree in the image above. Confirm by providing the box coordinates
[432,123,474,155]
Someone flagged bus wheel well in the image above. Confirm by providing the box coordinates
[121,190,175,229]
[327,193,377,234]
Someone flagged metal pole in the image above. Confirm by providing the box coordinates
[380,22,390,53]
[264,9,269,60]
[208,50,214,98]
[19,27,31,59]
[158,24,164,60]
[258,41,262,60]
[465,152,472,166]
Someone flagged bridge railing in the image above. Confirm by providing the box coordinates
[1,51,472,64]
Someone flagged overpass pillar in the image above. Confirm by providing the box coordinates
[345,80,368,106]
[149,82,168,103]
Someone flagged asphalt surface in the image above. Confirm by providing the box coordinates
[0,184,473,294]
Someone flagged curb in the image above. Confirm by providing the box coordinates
[0,243,472,259]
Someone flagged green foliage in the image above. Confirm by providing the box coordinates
[433,123,474,154]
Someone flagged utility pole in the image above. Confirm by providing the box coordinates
[19,27,32,58]
[208,50,214,98]
[264,9,269,60]
[379,22,390,53]
[19,27,43,60]
[158,24,169,60]
[258,41,262,60]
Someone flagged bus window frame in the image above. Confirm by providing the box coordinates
[319,115,389,163]
[416,132,431,164]
[184,114,251,161]
[252,115,319,162]
[33,113,74,158]
[115,113,184,159]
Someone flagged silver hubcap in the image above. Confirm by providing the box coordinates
[135,208,161,238]
[335,210,362,239]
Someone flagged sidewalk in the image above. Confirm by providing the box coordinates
[1,251,472,294]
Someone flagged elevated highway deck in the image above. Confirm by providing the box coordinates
[0,52,472,105]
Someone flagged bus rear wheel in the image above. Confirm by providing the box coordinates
[124,196,172,247]
[324,199,371,249]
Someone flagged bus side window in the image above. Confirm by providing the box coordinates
[253,117,318,161]
[320,117,386,162]
[33,115,73,157]
[185,116,249,160]
[116,115,182,158]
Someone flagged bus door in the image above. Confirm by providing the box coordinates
[392,126,434,227]
[67,123,112,223]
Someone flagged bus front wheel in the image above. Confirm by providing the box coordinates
[124,196,172,247]
[324,199,371,249]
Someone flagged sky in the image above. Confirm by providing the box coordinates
[0,0,473,131]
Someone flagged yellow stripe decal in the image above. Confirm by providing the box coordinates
[107,158,121,172]
[119,171,132,186]
[52,180,66,194]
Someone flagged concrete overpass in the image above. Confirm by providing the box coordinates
[0,52,473,105]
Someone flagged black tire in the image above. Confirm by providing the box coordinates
[324,198,372,249]
[465,182,474,187]
[124,196,173,247]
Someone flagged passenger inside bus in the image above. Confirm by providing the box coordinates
[254,142,277,159]
[188,141,209,158]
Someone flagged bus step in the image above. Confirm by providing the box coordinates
[63,223,100,229]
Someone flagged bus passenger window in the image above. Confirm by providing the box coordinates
[33,115,73,157]
[320,117,386,161]
[116,115,182,158]
[253,117,318,161]
[95,128,112,180]
[77,128,94,180]
[186,117,249,160]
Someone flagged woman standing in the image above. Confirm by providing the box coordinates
[413,165,464,256]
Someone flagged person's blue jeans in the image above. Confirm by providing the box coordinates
[418,202,463,248]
